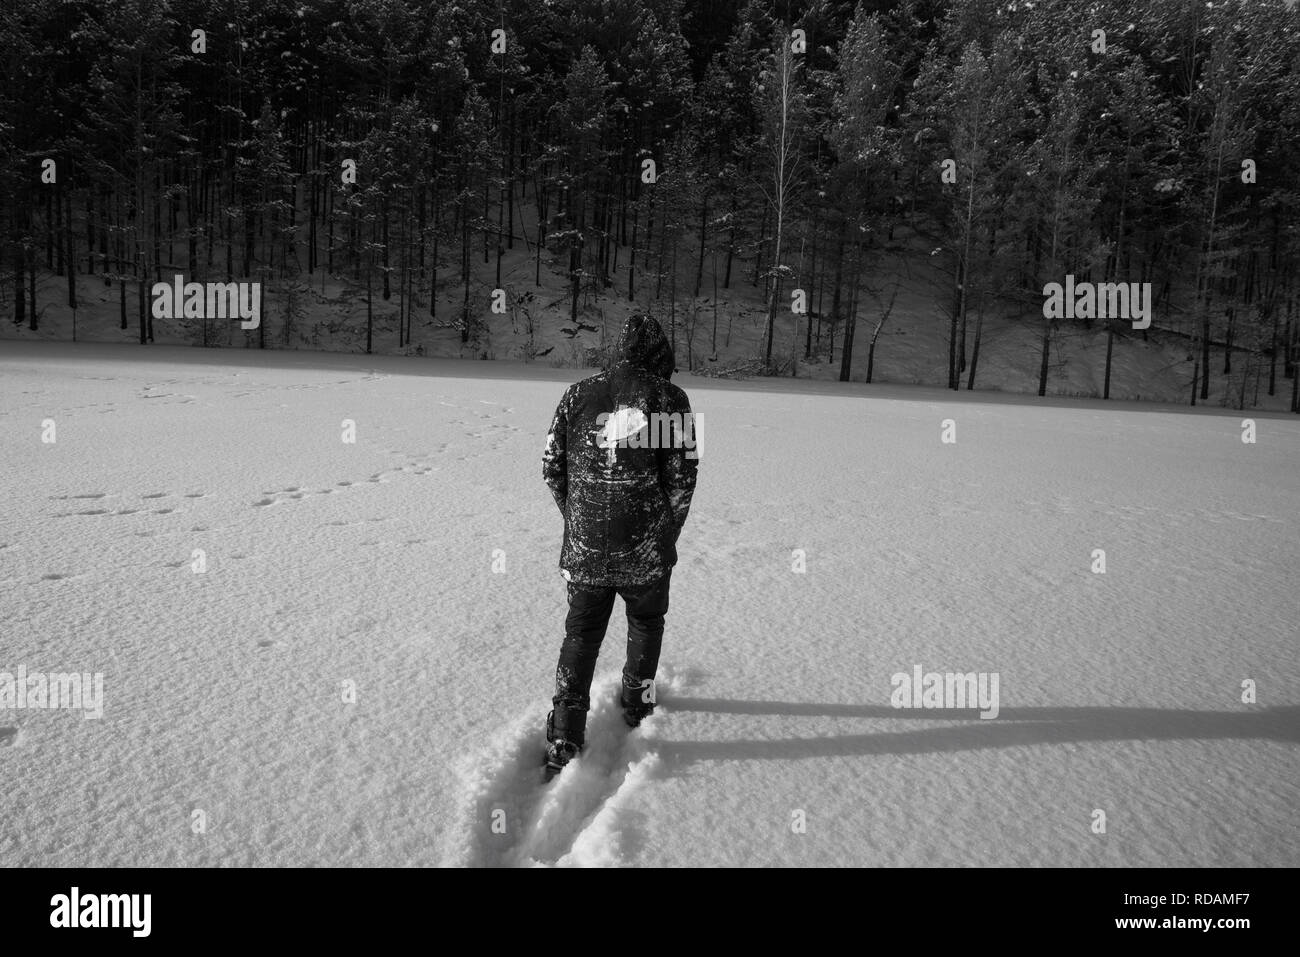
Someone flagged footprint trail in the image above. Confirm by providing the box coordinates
[453,668,687,868]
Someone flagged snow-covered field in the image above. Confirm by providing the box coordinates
[1,339,1296,867]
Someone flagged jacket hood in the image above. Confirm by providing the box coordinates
[614,314,675,380]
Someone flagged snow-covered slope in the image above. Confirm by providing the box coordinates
[4,232,1287,412]
[1,340,1296,867]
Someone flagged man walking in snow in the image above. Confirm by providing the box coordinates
[541,314,698,776]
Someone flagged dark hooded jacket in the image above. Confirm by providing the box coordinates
[543,315,699,586]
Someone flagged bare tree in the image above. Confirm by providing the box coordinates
[757,26,806,368]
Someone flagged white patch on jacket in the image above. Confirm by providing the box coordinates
[596,405,648,464]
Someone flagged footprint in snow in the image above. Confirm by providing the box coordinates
[456,668,688,868]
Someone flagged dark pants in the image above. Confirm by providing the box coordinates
[551,571,671,746]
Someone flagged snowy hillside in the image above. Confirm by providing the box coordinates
[1,340,1296,867]
[6,219,1291,415]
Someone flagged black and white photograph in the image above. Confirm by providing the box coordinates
[0,0,1296,899]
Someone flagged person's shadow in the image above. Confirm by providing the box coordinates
[652,698,1300,766]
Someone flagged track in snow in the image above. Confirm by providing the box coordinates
[453,668,689,867]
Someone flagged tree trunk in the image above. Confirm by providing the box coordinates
[1223,306,1234,374]
[383,200,391,299]
[27,245,37,331]
[86,188,96,274]
[1103,322,1115,399]
[65,189,76,308]
[966,302,984,390]
[1036,321,1051,397]
[723,203,735,289]
[45,188,54,270]
[867,288,896,384]
[627,197,638,302]
[54,182,64,276]
[138,265,147,343]
[711,246,718,355]
[366,241,374,355]
[839,243,863,382]
[826,218,844,362]
[506,108,515,252]
[431,186,439,317]
[535,182,546,289]
[13,227,26,326]
[694,193,708,299]
[1267,300,1278,396]
[1200,310,1212,400]
[949,256,963,390]
[1292,333,1300,412]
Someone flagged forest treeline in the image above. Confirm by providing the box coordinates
[1,0,1298,407]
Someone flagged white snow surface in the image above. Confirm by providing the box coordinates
[1,340,1297,867]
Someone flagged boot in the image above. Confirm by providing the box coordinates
[620,675,656,728]
[543,710,582,780]
[544,739,580,775]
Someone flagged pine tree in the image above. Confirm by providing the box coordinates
[908,39,1024,389]
[550,46,613,324]
[78,0,186,344]
[829,8,899,382]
